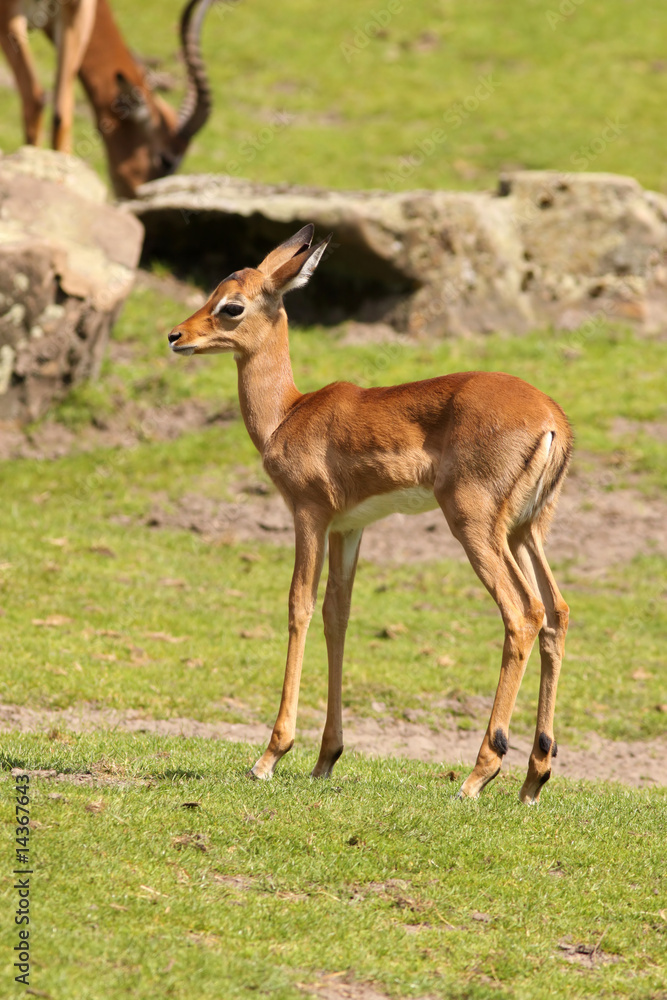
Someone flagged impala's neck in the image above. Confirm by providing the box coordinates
[236,313,301,454]
[77,0,140,113]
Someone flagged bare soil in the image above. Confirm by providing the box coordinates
[557,940,620,969]
[612,416,667,445]
[300,976,407,1000]
[0,702,664,788]
[0,397,233,460]
[3,767,140,788]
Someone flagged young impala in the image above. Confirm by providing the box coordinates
[0,0,213,197]
[168,226,572,803]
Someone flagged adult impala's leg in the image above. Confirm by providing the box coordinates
[439,492,545,799]
[51,0,96,152]
[312,528,363,778]
[0,6,45,145]
[249,509,328,780]
[511,524,569,803]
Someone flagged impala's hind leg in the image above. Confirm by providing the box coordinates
[312,528,363,778]
[439,491,545,799]
[510,521,569,803]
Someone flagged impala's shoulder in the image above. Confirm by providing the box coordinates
[265,382,360,451]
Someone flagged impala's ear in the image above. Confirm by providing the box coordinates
[266,235,332,295]
[115,72,151,125]
[257,224,315,275]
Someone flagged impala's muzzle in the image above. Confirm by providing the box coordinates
[168,327,194,355]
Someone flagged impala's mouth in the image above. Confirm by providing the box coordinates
[170,343,195,356]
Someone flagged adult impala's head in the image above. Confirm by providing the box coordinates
[96,0,214,198]
[168,225,331,357]
[0,0,213,198]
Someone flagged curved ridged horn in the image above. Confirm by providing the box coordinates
[176,0,214,143]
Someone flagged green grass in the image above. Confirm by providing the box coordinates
[0,735,665,1000]
[1,0,667,193]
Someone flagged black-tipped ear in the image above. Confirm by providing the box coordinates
[267,234,332,295]
[257,224,315,275]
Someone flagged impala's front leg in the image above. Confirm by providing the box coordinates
[312,528,363,778]
[51,0,96,152]
[249,510,328,780]
[0,8,45,145]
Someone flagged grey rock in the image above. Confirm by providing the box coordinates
[127,170,667,336]
[0,147,144,422]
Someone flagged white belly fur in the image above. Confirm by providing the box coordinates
[330,486,439,532]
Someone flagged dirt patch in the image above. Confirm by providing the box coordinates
[0,397,233,460]
[144,456,667,575]
[211,873,254,889]
[4,767,142,787]
[557,938,620,968]
[0,702,664,788]
[612,416,667,444]
[172,833,209,852]
[300,976,406,1000]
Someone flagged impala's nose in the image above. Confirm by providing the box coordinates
[168,327,195,357]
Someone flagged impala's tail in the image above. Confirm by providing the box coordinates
[513,424,573,530]
[541,427,573,503]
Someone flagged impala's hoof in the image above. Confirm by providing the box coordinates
[310,764,337,779]
[520,792,540,806]
[455,784,477,801]
[247,763,273,781]
[311,745,344,779]
[520,769,551,804]
[457,765,501,800]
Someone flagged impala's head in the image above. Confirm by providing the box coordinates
[168,225,331,357]
[105,0,213,197]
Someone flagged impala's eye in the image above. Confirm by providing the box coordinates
[158,151,178,174]
[220,302,244,318]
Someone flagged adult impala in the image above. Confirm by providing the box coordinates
[0,0,213,197]
[168,226,572,803]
